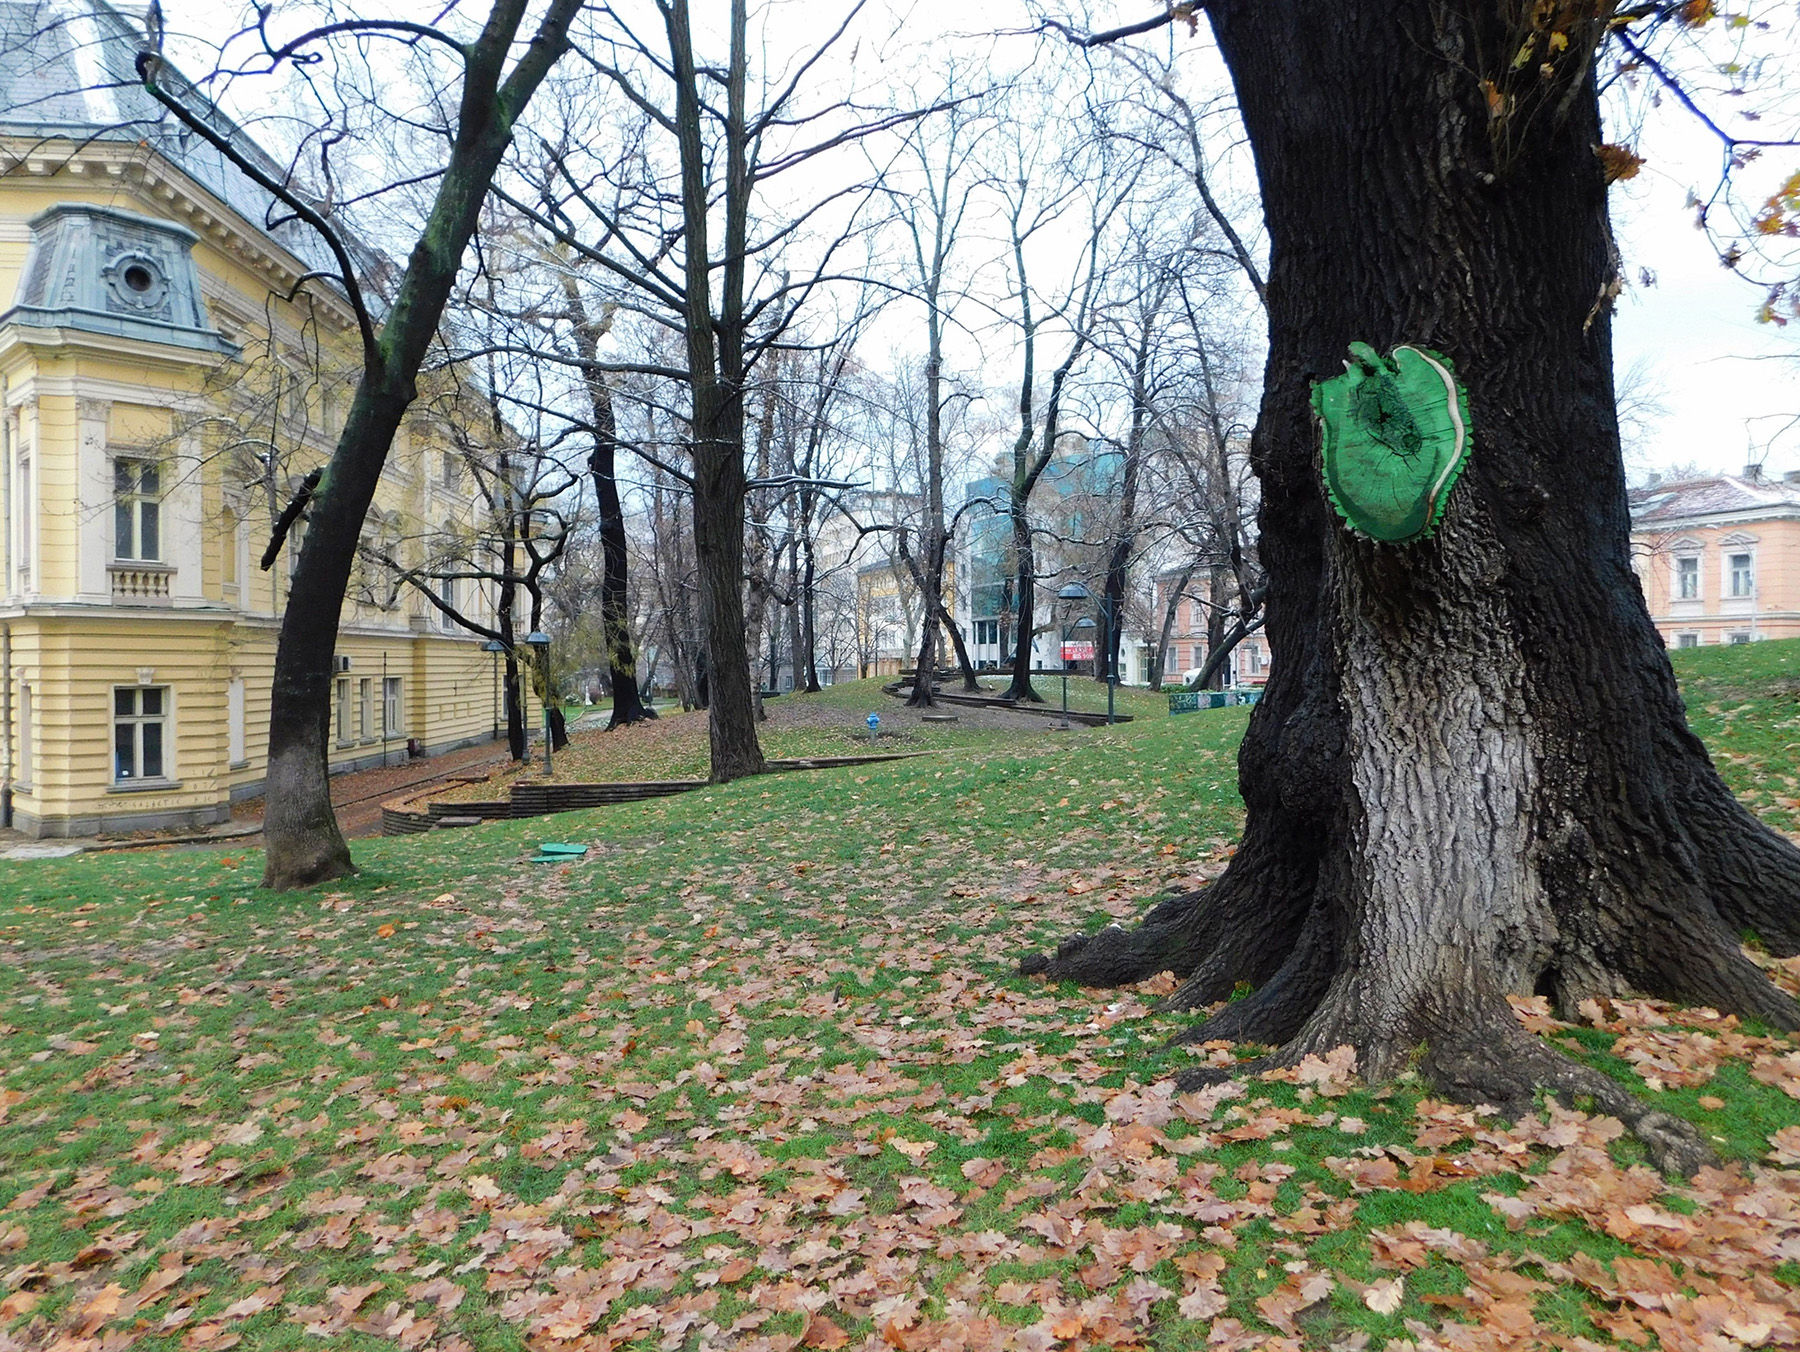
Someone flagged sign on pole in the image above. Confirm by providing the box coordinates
[1061,641,1095,661]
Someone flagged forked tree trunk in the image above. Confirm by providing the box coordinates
[1025,0,1800,1172]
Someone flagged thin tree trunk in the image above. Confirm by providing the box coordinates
[667,0,763,780]
[1099,318,1153,685]
[564,285,654,729]
[801,532,822,691]
[1148,564,1196,693]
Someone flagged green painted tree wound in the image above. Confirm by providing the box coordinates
[1312,342,1472,543]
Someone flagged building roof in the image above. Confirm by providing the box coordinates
[1629,470,1800,527]
[1,0,348,279]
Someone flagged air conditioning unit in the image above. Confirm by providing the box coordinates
[334,655,353,673]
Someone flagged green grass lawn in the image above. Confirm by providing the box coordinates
[2,657,1798,1351]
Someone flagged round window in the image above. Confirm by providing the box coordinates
[104,253,169,311]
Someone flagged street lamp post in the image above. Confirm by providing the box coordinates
[1055,582,1091,731]
[481,639,506,743]
[524,631,552,777]
[1098,592,1117,725]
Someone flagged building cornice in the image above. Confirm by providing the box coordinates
[1632,504,1800,533]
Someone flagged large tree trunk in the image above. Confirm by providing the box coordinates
[239,0,583,890]
[262,389,413,887]
[668,0,764,781]
[1024,0,1800,1172]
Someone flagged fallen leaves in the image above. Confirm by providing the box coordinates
[6,705,1799,1352]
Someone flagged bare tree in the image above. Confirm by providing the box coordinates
[135,0,583,888]
[991,102,1137,702]
[507,1,944,781]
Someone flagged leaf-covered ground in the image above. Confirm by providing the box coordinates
[3,669,1799,1352]
[436,681,1175,804]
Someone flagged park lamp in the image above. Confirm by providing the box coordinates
[481,639,506,743]
[524,631,553,776]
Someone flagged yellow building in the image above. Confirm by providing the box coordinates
[0,3,497,837]
[1631,466,1800,649]
[855,554,955,680]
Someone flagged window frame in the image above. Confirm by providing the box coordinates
[1727,551,1755,599]
[1674,554,1700,601]
[112,684,170,785]
[1676,632,1701,649]
[383,677,403,737]
[335,677,351,745]
[16,682,31,790]
[15,447,30,573]
[112,455,163,563]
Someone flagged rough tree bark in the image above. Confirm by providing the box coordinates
[669,0,764,781]
[1023,0,1800,1173]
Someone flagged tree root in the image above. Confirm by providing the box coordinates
[1174,1005,1717,1177]
[1019,838,1313,989]
[1018,887,1210,982]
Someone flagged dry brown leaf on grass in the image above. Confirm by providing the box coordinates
[1770,1124,1800,1166]
[1362,1275,1404,1314]
[1752,1050,1800,1098]
[1255,1271,1334,1336]
[1291,1044,1358,1096]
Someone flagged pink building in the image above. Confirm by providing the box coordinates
[1152,571,1268,686]
[1631,467,1800,648]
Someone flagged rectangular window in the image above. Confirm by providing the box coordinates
[1243,643,1263,675]
[1729,552,1754,598]
[1675,556,1699,600]
[17,683,31,788]
[358,678,372,740]
[438,574,459,631]
[1165,646,1178,673]
[1677,632,1700,649]
[113,457,162,561]
[1729,632,1753,645]
[221,506,239,588]
[227,678,246,765]
[383,677,402,736]
[16,453,29,568]
[442,450,460,490]
[336,678,350,743]
[113,686,167,782]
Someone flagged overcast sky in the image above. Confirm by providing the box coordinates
[1609,96,1799,479]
